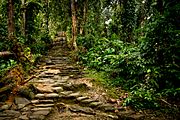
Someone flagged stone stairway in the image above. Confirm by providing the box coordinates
[0,37,144,120]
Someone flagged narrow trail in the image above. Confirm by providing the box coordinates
[0,37,144,120]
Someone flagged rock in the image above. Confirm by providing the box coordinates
[67,92,82,98]
[117,110,136,119]
[126,114,145,120]
[31,100,39,104]
[108,115,119,119]
[31,110,51,116]
[45,60,54,65]
[80,107,95,115]
[45,93,59,98]
[35,94,45,99]
[20,107,30,112]
[0,104,11,111]
[62,84,74,91]
[34,104,54,107]
[0,117,12,120]
[76,96,89,101]
[39,74,54,78]
[89,102,103,107]
[69,106,95,115]
[4,110,21,117]
[0,113,8,117]
[51,82,66,87]
[31,100,54,104]
[61,76,69,80]
[52,87,63,93]
[44,69,60,75]
[81,99,95,104]
[18,86,35,99]
[19,115,29,120]
[15,97,30,109]
[36,79,54,83]
[60,91,73,96]
[69,106,81,112]
[29,115,45,120]
[31,107,52,111]
[98,104,115,112]
[35,84,53,93]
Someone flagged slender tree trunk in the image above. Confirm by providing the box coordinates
[21,0,26,36]
[7,0,29,65]
[80,0,88,35]
[71,0,78,50]
[7,0,15,40]
[45,0,49,35]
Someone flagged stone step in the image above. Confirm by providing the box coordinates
[89,101,103,108]
[97,104,116,112]
[38,74,54,78]
[52,87,63,93]
[76,96,89,101]
[33,104,54,107]
[31,100,54,104]
[35,93,59,99]
[80,99,97,104]
[31,107,52,111]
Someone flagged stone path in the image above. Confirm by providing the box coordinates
[0,37,145,120]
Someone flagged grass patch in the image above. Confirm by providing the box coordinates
[85,69,126,99]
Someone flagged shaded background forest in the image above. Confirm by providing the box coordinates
[0,0,180,110]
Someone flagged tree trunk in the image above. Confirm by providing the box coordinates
[71,0,78,51]
[21,0,26,36]
[80,0,88,35]
[7,0,29,64]
[45,0,49,35]
[7,0,15,40]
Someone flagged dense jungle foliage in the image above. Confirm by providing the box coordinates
[0,0,180,112]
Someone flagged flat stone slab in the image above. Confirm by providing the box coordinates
[60,91,73,96]
[52,87,63,93]
[38,74,54,78]
[3,110,21,117]
[0,104,11,111]
[19,115,29,120]
[0,117,12,120]
[61,76,70,80]
[29,114,45,120]
[35,94,45,99]
[31,110,51,116]
[31,100,54,104]
[35,84,54,93]
[31,107,52,111]
[51,82,66,87]
[69,106,95,115]
[98,104,115,111]
[45,93,59,98]
[81,99,96,104]
[34,104,54,107]
[35,79,54,83]
[76,96,89,101]
[15,97,31,110]
[89,102,103,107]
[44,69,60,75]
[67,92,82,98]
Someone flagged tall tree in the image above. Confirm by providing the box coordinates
[79,0,88,35]
[71,0,78,50]
[21,0,26,36]
[7,0,15,40]
[45,0,49,36]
